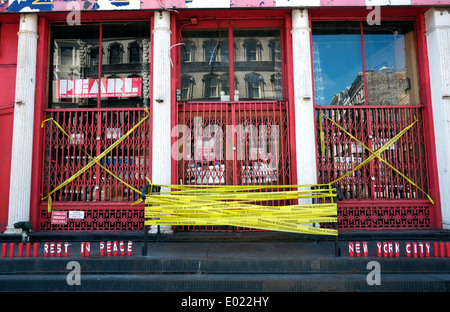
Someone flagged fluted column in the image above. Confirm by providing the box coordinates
[291,9,318,195]
[425,8,450,229]
[151,11,173,234]
[5,14,39,234]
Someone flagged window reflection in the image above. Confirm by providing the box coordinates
[180,30,229,101]
[108,42,123,64]
[180,28,282,101]
[100,23,151,108]
[363,22,419,105]
[51,24,100,108]
[312,21,419,106]
[128,42,141,63]
[312,22,363,106]
[50,22,151,109]
[233,29,282,101]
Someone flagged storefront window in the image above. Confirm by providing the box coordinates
[180,30,230,101]
[50,24,100,108]
[314,21,426,203]
[363,22,419,105]
[312,21,419,106]
[50,22,151,109]
[44,22,152,207]
[234,29,282,101]
[180,28,283,101]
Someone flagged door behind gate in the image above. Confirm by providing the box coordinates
[175,100,292,232]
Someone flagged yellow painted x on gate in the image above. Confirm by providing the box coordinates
[41,108,150,212]
[319,111,433,204]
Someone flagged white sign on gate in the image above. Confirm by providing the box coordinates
[69,211,85,220]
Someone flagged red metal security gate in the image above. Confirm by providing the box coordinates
[40,108,150,231]
[316,105,433,230]
[175,100,292,232]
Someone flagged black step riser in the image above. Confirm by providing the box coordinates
[1,258,449,275]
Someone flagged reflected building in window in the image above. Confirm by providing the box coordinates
[179,29,283,101]
[50,22,151,109]
[329,69,412,106]
[313,21,419,107]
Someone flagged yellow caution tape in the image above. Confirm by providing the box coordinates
[41,108,150,212]
[143,183,338,235]
[41,109,340,235]
[131,180,335,205]
[145,218,337,236]
[320,112,433,204]
[319,112,325,155]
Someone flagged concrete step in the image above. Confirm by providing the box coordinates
[1,243,449,292]
[1,256,449,275]
[1,231,450,293]
[1,272,449,292]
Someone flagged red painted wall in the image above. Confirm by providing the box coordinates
[0,19,19,231]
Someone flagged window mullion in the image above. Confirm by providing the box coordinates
[360,21,368,106]
[97,22,103,108]
[360,21,376,199]
[228,24,235,101]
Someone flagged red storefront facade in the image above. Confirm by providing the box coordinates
[0,2,448,234]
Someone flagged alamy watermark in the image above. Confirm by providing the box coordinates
[172,117,280,164]
[64,5,383,33]
[66,2,81,26]
[366,6,381,26]
[366,260,381,286]
[66,260,81,286]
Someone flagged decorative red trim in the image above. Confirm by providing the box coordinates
[309,7,442,229]
[309,7,429,21]
[414,12,442,228]
[30,16,50,231]
[28,7,442,231]
[285,12,298,186]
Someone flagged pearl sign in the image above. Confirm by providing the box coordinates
[56,77,142,99]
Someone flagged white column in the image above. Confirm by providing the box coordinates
[5,14,39,234]
[291,9,318,193]
[425,8,450,230]
[151,11,173,234]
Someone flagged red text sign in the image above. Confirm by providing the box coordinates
[51,211,68,225]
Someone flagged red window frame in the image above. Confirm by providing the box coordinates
[173,10,291,102]
[171,11,297,232]
[34,12,156,232]
[309,7,442,229]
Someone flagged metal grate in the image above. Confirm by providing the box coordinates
[316,105,431,229]
[175,101,293,232]
[39,108,150,231]
[39,205,144,232]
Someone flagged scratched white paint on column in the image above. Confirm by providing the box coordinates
[291,9,318,205]
[151,11,173,234]
[6,14,39,234]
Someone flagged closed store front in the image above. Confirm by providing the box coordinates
[1,2,447,234]
[40,19,152,231]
